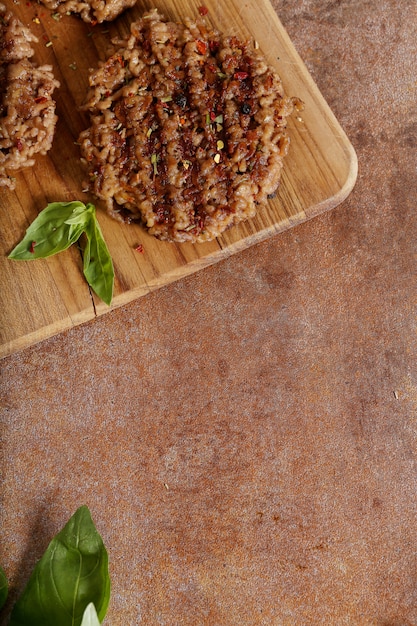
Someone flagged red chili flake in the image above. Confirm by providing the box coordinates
[209,40,219,52]
[29,241,36,254]
[209,111,216,121]
[115,55,124,66]
[198,5,208,15]
[34,96,48,104]
[234,71,249,80]
[90,18,98,26]
[16,139,23,151]
[196,40,208,55]
[135,244,144,253]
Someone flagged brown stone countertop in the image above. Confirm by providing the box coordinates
[1,0,416,624]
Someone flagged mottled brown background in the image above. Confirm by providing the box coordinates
[1,0,416,624]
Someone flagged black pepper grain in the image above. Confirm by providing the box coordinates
[174,93,187,108]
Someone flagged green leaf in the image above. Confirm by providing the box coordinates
[9,506,111,626]
[0,565,8,610]
[82,211,114,306]
[8,200,114,306]
[8,201,91,260]
[80,603,101,626]
[64,204,94,224]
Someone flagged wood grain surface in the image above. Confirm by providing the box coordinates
[0,0,357,358]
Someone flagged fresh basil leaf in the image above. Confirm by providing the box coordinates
[8,201,90,260]
[0,565,8,610]
[8,200,114,306]
[83,212,114,306]
[64,203,94,225]
[80,603,101,626]
[9,505,111,626]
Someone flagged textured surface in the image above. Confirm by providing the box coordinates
[1,0,417,624]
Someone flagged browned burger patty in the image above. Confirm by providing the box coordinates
[0,4,59,190]
[39,0,136,23]
[79,9,301,243]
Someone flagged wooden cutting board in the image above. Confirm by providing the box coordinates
[0,0,357,359]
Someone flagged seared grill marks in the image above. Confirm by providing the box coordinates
[79,9,300,243]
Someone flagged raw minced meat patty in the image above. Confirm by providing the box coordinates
[79,8,301,243]
[0,3,59,190]
[39,0,136,23]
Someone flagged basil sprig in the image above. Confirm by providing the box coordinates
[82,212,114,307]
[8,201,114,306]
[8,505,111,626]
